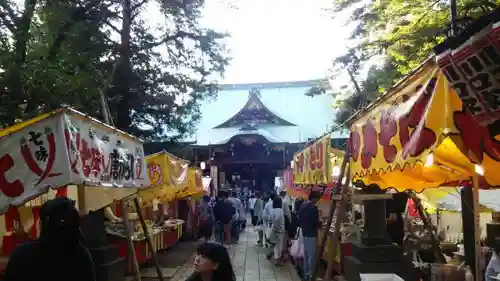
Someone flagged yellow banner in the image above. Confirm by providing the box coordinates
[140,151,189,206]
[175,168,204,199]
[293,135,331,184]
[350,60,500,191]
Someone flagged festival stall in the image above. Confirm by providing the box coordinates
[108,150,204,270]
[175,168,205,240]
[346,46,500,279]
[407,188,497,257]
[0,107,148,273]
[289,136,344,200]
[288,136,353,274]
[107,150,188,269]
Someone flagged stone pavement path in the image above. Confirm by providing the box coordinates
[175,229,299,281]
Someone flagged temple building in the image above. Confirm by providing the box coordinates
[185,79,348,192]
[145,79,348,191]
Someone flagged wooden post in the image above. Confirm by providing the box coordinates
[311,149,349,281]
[98,74,144,280]
[133,197,165,281]
[77,185,86,216]
[324,167,351,281]
[472,174,482,281]
[120,200,142,281]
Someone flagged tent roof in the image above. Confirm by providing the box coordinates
[350,60,500,191]
[417,187,500,213]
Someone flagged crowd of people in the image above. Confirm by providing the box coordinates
[1,188,320,281]
[196,187,322,281]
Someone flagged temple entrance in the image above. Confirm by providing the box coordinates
[223,163,278,192]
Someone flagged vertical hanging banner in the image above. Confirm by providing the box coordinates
[292,135,330,185]
[283,168,293,190]
[435,11,500,127]
[434,11,500,164]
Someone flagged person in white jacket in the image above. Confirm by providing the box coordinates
[228,191,242,243]
[248,195,257,225]
[254,192,265,246]
[279,191,291,221]
[268,197,285,265]
[279,191,291,260]
[262,193,275,247]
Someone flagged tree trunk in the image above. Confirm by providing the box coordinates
[107,0,133,131]
[347,68,362,96]
[4,0,38,124]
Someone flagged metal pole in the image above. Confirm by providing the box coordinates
[450,0,458,36]
[472,174,482,281]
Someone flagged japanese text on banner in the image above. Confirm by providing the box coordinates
[64,112,148,188]
[0,114,72,212]
[293,135,330,184]
[436,22,500,126]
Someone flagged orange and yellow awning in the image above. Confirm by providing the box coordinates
[349,59,500,192]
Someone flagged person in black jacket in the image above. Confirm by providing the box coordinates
[288,199,303,239]
[386,192,408,246]
[298,191,321,281]
[4,197,96,281]
[213,190,235,244]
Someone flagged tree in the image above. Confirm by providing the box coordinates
[0,0,230,142]
[100,0,229,140]
[335,58,399,124]
[331,0,500,126]
[0,0,109,125]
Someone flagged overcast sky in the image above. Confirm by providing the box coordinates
[8,0,351,84]
[199,0,351,84]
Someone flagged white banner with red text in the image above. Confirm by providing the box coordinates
[0,108,148,213]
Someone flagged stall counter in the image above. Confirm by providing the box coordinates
[110,222,183,273]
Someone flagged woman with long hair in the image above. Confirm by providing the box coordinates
[186,242,236,281]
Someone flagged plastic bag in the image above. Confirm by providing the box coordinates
[254,224,264,231]
[290,228,304,258]
[265,223,273,239]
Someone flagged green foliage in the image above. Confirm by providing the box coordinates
[0,0,229,141]
[332,0,500,126]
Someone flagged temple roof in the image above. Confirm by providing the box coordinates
[213,88,296,128]
[186,79,348,145]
